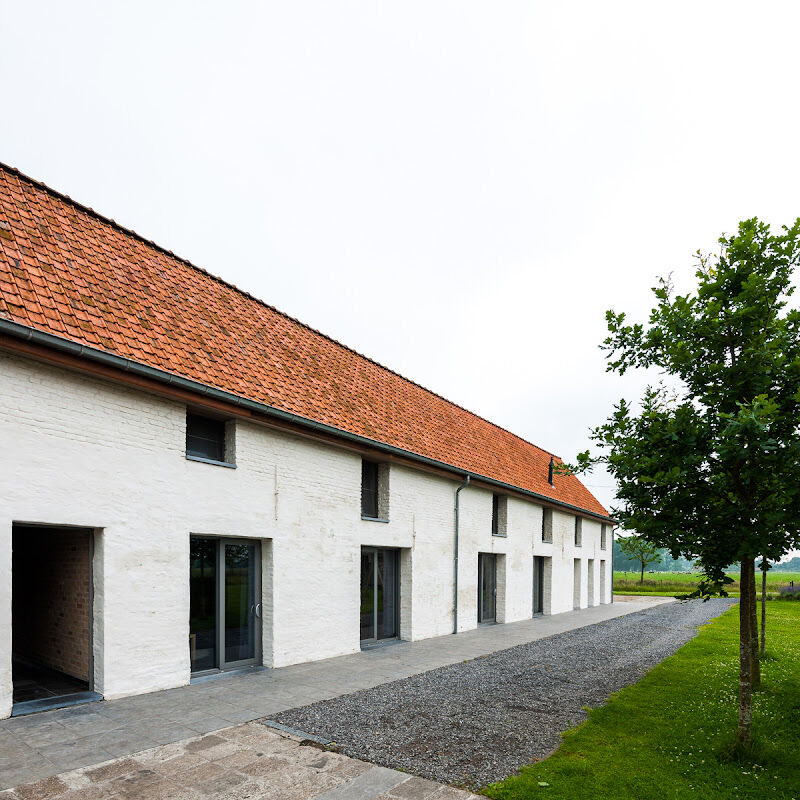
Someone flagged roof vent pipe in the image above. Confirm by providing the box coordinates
[453,474,471,634]
[548,457,554,485]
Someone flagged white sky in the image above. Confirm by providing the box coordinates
[2,2,800,531]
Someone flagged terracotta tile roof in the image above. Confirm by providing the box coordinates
[0,164,608,517]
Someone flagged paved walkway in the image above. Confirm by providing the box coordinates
[0,721,480,800]
[0,597,672,790]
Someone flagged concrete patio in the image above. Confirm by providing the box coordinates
[0,597,672,790]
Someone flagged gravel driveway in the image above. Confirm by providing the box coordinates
[272,598,735,788]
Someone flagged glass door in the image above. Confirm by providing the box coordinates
[360,547,399,645]
[478,553,497,623]
[190,537,261,674]
[224,541,259,668]
[533,556,545,615]
[376,548,398,640]
[190,538,218,672]
[360,549,376,641]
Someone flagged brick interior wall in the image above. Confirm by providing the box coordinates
[12,526,91,682]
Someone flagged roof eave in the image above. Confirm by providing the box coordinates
[0,317,616,524]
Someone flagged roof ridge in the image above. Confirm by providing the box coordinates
[0,161,560,461]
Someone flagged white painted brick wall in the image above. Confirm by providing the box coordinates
[0,353,611,718]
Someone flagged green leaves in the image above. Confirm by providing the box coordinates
[618,534,662,569]
[583,218,800,574]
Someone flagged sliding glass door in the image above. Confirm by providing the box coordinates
[360,547,399,644]
[190,537,261,674]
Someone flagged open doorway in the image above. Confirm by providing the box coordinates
[12,524,98,715]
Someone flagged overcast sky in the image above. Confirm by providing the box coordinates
[3,2,800,526]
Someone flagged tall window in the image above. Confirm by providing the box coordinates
[542,508,553,543]
[601,524,608,550]
[361,460,380,518]
[491,494,507,537]
[574,517,583,547]
[186,413,229,463]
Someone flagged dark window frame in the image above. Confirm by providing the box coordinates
[542,508,553,543]
[491,494,507,537]
[186,412,232,466]
[361,460,380,519]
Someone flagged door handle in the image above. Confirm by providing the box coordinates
[254,603,262,619]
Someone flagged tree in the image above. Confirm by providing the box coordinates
[618,534,662,582]
[569,218,800,747]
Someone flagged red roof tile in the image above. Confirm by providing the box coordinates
[0,164,608,517]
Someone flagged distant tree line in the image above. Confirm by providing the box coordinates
[771,556,800,572]
[612,538,799,574]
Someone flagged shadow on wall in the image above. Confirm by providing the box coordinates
[12,525,92,691]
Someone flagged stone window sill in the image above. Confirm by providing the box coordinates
[361,515,390,524]
[186,455,237,469]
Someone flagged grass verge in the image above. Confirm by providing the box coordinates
[482,602,800,800]
[616,589,746,598]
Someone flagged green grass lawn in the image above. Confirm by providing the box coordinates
[614,570,800,598]
[483,602,800,800]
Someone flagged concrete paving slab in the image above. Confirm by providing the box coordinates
[311,765,407,799]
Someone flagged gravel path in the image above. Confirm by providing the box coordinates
[272,598,735,788]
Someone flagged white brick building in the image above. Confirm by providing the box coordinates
[0,165,613,718]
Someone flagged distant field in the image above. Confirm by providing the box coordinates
[613,570,800,597]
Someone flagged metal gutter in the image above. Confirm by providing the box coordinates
[0,318,615,523]
[453,475,471,634]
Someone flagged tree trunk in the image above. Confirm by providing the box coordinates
[640,561,645,583]
[738,557,754,747]
[760,561,767,656]
[749,564,761,689]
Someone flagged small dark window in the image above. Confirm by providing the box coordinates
[574,517,583,547]
[601,524,608,550]
[542,508,553,542]
[491,494,507,536]
[361,460,380,518]
[186,413,226,462]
